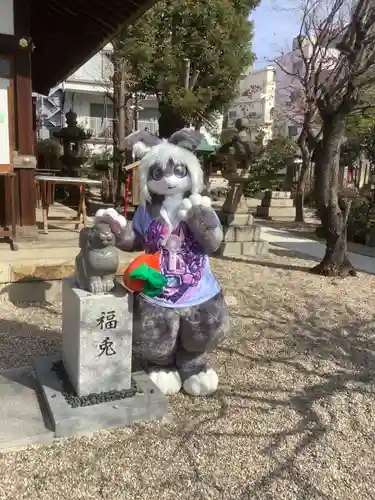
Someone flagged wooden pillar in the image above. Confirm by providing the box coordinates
[13,0,37,231]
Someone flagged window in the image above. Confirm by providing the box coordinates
[288,125,298,137]
[139,108,159,121]
[0,58,11,77]
[90,102,114,119]
[228,110,237,121]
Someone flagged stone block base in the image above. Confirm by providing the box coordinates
[62,278,133,397]
[218,212,253,226]
[216,241,269,257]
[261,199,294,208]
[247,198,261,208]
[256,206,296,219]
[264,190,291,200]
[34,355,168,438]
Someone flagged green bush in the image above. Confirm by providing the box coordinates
[347,198,374,244]
[243,136,296,197]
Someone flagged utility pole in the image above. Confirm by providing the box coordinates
[130,92,144,132]
[134,93,139,131]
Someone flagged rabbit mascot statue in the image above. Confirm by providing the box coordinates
[95,129,230,396]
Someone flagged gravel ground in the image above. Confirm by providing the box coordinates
[0,248,375,499]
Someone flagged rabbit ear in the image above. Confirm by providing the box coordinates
[168,128,203,152]
[133,141,152,159]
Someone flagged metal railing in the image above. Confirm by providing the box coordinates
[87,117,114,138]
[85,117,159,138]
[137,120,159,135]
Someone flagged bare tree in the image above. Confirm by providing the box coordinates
[274,31,323,223]
[79,43,137,205]
[235,82,276,145]
[277,0,375,276]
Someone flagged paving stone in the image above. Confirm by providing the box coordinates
[34,355,168,438]
[0,366,54,453]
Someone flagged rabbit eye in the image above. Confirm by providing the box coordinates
[150,166,164,181]
[174,164,187,178]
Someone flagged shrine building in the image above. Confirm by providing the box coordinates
[0,0,156,236]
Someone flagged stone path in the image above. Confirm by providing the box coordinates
[263,226,375,275]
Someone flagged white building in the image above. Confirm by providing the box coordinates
[274,35,340,138]
[36,44,160,145]
[224,65,276,142]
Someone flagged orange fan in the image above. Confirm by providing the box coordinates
[123,252,167,296]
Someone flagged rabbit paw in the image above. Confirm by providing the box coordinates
[177,194,212,222]
[95,208,127,236]
[183,368,218,396]
[148,369,182,395]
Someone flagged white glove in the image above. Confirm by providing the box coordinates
[94,208,127,236]
[177,194,212,221]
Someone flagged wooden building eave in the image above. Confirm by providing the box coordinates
[30,0,158,94]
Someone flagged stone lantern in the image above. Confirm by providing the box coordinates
[212,117,269,258]
[216,117,255,220]
[54,109,92,176]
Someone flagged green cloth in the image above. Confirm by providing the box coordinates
[196,138,217,154]
[129,263,167,297]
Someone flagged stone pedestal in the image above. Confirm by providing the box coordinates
[217,211,269,258]
[256,191,296,220]
[221,182,249,215]
[27,278,168,442]
[62,277,132,397]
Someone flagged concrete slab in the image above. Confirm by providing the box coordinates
[0,366,54,453]
[34,355,168,438]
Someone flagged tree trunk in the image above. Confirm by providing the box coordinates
[295,167,307,222]
[112,60,133,206]
[295,128,313,223]
[312,199,356,277]
[158,101,187,138]
[311,118,356,278]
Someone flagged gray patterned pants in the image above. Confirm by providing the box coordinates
[133,291,230,380]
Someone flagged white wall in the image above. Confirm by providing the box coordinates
[67,49,113,85]
[275,37,340,136]
[227,66,276,141]
[0,0,14,35]
[63,90,159,137]
[64,91,108,120]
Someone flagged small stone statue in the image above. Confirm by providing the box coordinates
[75,221,119,294]
[217,117,255,175]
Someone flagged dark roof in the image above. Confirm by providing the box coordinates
[31,0,157,94]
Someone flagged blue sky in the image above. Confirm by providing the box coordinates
[250,0,301,67]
